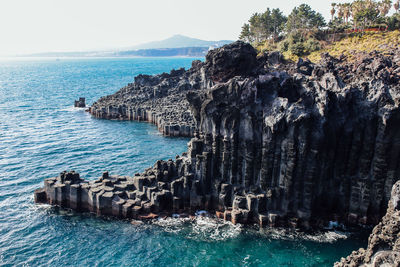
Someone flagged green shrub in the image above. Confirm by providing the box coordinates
[387,14,400,31]
[279,40,289,52]
[287,32,304,44]
[289,42,306,56]
[277,30,324,57]
[304,38,321,53]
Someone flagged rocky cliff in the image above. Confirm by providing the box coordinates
[36,42,400,230]
[88,41,266,137]
[89,64,202,137]
[335,181,400,266]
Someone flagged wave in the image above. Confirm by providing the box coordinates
[152,216,242,242]
[259,227,350,243]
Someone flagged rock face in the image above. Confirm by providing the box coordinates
[88,59,209,137]
[184,49,400,227]
[36,42,400,230]
[74,97,86,108]
[203,41,259,82]
[90,66,199,137]
[335,181,400,267]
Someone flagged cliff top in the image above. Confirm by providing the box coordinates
[307,30,400,62]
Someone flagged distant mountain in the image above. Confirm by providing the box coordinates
[23,35,234,58]
[126,34,233,50]
[115,47,209,57]
[26,47,210,58]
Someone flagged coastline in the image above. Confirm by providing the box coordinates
[88,107,195,137]
[34,41,400,265]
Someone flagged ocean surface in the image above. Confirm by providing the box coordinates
[0,57,368,266]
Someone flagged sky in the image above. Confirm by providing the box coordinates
[0,0,391,56]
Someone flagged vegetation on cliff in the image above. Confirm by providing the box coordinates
[239,0,400,61]
[307,30,400,62]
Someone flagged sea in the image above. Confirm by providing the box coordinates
[0,57,368,266]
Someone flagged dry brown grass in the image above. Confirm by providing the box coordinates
[307,30,400,62]
[256,30,400,63]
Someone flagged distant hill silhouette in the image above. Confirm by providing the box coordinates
[23,35,234,57]
[116,47,209,57]
[127,34,233,50]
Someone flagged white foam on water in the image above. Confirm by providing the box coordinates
[259,228,350,243]
[152,217,192,234]
[302,231,349,243]
[189,216,242,241]
[60,106,86,112]
[152,216,242,241]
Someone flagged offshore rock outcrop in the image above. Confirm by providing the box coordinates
[36,42,400,230]
[74,97,86,108]
[335,181,400,266]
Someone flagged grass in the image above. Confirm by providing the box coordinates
[256,30,400,63]
[307,30,400,62]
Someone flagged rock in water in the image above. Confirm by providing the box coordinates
[335,181,400,266]
[36,42,400,231]
[74,97,86,108]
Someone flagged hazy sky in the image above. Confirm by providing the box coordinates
[0,0,380,55]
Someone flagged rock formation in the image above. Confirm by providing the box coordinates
[74,97,86,108]
[335,180,400,266]
[36,42,400,230]
[88,41,264,137]
[88,61,204,137]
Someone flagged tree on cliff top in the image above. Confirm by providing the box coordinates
[329,0,397,30]
[239,8,287,44]
[286,4,326,34]
[239,24,253,43]
[279,4,325,57]
[270,9,288,40]
[352,0,381,29]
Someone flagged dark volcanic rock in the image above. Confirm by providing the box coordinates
[37,43,400,236]
[74,97,85,108]
[89,65,202,137]
[183,47,400,228]
[204,41,258,82]
[335,181,400,267]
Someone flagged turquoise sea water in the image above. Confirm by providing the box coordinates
[0,57,367,266]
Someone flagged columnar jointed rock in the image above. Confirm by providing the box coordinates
[88,63,204,137]
[36,42,400,230]
[335,181,400,267]
[34,167,194,219]
[182,46,400,228]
